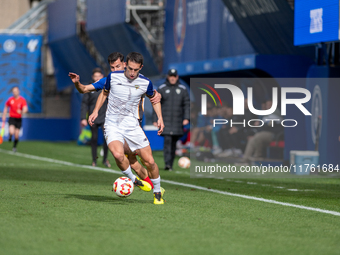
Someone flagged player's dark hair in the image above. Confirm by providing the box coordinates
[126,52,143,67]
[107,52,124,64]
[92,67,104,75]
[92,68,103,75]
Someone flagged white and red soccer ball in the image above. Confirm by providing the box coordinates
[113,177,134,197]
[178,156,191,169]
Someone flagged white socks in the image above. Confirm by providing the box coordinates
[122,165,136,183]
[151,176,161,193]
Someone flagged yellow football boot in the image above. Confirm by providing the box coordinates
[134,177,152,192]
[154,187,165,205]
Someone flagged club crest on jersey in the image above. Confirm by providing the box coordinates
[135,85,140,90]
[176,89,181,94]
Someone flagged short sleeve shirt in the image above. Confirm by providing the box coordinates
[5,96,27,118]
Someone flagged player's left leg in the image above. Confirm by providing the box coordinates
[13,127,20,152]
[8,124,15,142]
[169,135,181,169]
[90,124,99,166]
[127,152,154,189]
[163,135,172,170]
[137,146,164,204]
[12,118,22,152]
[124,142,152,187]
[101,124,110,167]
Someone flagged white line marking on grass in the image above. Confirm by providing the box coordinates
[0,149,122,175]
[0,163,63,167]
[1,148,339,217]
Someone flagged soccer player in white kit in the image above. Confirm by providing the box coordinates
[89,52,165,204]
[69,52,162,190]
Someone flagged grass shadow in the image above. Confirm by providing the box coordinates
[64,194,151,204]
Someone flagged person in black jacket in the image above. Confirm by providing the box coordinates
[153,69,190,171]
[80,68,111,167]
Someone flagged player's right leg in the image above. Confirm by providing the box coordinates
[107,140,151,192]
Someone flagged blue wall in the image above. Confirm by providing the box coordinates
[48,0,77,42]
[1,118,78,141]
[0,34,43,113]
[48,0,98,90]
[163,0,255,72]
[87,23,159,77]
[86,0,159,76]
[86,0,126,30]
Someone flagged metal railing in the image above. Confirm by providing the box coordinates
[126,0,165,71]
[4,0,53,34]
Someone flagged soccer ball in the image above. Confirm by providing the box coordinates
[113,177,134,197]
[178,156,191,169]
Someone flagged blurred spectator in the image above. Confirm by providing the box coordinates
[217,98,258,157]
[242,100,283,161]
[190,102,214,148]
[80,68,111,167]
[153,69,190,171]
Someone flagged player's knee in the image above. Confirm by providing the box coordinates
[143,157,155,168]
[112,151,125,162]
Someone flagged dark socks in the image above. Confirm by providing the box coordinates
[13,139,18,148]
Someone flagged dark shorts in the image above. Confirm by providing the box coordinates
[8,117,22,129]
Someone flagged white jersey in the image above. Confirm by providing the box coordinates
[104,71,153,122]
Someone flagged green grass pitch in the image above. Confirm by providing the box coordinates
[0,141,339,255]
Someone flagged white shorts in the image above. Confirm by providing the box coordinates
[104,117,149,152]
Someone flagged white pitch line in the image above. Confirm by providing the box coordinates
[1,148,339,217]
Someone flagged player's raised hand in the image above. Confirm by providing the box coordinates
[157,118,164,135]
[88,111,98,126]
[68,72,80,83]
[150,90,161,104]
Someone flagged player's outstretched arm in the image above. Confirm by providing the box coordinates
[151,102,164,135]
[68,72,96,94]
[88,89,108,126]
